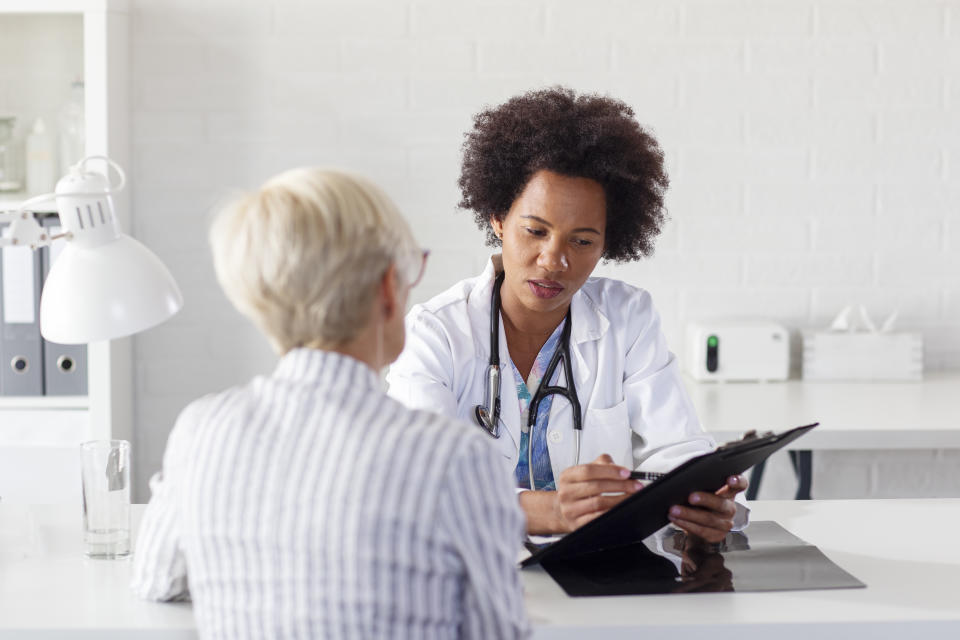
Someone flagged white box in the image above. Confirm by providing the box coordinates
[802,331,923,381]
[686,320,790,382]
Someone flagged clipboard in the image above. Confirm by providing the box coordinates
[521,423,818,568]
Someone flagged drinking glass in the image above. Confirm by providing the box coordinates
[80,439,130,559]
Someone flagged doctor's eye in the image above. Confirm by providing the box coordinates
[572,238,594,247]
[524,227,547,237]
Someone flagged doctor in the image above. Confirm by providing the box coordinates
[387,87,747,540]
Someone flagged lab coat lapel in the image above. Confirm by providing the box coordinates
[546,285,609,472]
[496,318,523,455]
[467,255,522,453]
[570,282,609,346]
[466,256,499,355]
[569,285,608,399]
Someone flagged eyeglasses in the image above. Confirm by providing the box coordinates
[402,249,430,289]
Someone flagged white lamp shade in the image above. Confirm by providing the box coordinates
[39,234,184,344]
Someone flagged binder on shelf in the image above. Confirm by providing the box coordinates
[40,215,87,396]
[0,221,44,396]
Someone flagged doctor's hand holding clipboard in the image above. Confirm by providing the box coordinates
[539,454,748,543]
[386,87,749,541]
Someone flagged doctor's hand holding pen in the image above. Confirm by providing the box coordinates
[520,454,748,541]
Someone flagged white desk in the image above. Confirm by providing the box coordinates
[687,371,960,450]
[1,500,959,639]
[686,372,960,499]
[0,504,195,639]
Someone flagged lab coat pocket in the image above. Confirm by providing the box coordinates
[584,400,632,467]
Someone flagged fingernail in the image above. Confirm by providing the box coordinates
[729,476,739,485]
[619,468,630,478]
[690,494,701,504]
[670,506,682,516]
[634,481,644,490]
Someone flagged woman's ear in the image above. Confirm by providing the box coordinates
[490,214,504,240]
[379,263,401,320]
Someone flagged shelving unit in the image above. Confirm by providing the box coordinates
[0,396,88,410]
[0,0,129,503]
[0,195,57,213]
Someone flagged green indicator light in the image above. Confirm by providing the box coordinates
[707,336,718,348]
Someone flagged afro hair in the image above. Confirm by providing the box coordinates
[458,86,669,262]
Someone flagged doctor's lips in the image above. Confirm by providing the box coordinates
[528,279,564,299]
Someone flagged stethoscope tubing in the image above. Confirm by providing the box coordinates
[474,271,584,490]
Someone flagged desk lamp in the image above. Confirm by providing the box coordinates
[0,156,183,343]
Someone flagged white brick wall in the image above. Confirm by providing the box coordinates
[128,0,960,500]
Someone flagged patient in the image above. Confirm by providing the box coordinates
[131,168,530,639]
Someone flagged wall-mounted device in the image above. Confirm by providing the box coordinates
[686,320,790,382]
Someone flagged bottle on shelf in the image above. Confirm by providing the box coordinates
[0,116,23,193]
[58,80,85,174]
[26,118,56,195]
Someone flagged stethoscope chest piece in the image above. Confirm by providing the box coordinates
[474,405,500,438]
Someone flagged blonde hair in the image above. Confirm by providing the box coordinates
[209,168,418,354]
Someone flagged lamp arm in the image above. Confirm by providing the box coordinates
[0,193,59,250]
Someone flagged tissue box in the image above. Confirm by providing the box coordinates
[802,331,923,381]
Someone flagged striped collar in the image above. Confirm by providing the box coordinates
[273,348,381,392]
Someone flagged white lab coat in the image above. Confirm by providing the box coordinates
[387,255,722,480]
[388,256,749,527]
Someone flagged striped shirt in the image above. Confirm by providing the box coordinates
[131,348,530,640]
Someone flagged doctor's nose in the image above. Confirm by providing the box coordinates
[537,241,569,273]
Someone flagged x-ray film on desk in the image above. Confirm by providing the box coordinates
[541,521,866,597]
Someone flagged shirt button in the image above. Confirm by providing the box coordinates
[549,431,562,444]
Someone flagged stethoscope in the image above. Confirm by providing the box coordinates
[474,272,584,489]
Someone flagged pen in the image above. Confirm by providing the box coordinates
[629,471,666,481]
